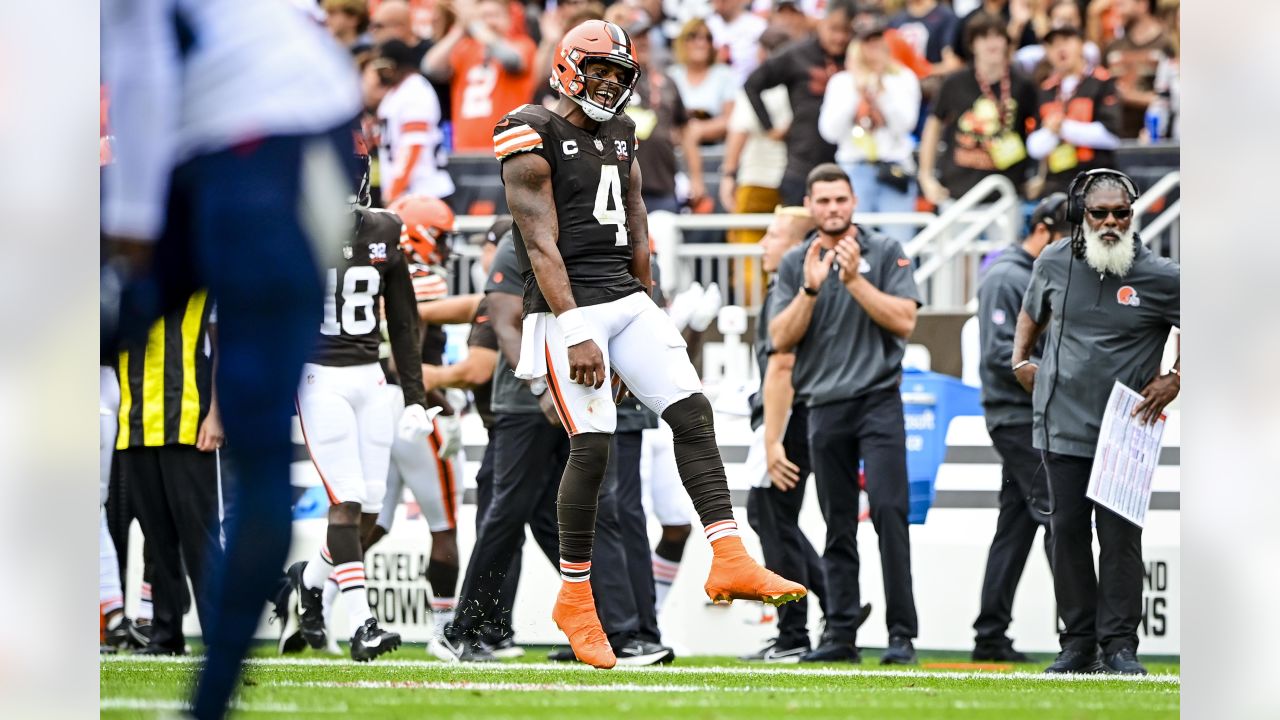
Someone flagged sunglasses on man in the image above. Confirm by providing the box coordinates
[1086,207,1132,220]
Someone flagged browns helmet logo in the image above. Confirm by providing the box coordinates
[1116,285,1141,307]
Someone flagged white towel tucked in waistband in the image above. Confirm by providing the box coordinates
[514,313,548,381]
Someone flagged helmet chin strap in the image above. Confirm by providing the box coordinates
[570,92,618,122]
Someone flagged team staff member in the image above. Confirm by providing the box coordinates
[115,290,224,655]
[971,193,1067,662]
[1012,169,1179,675]
[769,164,921,665]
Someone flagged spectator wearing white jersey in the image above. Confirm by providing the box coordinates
[706,0,769,86]
[371,40,455,205]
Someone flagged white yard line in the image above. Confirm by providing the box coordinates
[102,655,1180,686]
[100,698,324,713]
[265,679,773,693]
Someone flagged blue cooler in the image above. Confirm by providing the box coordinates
[900,369,983,524]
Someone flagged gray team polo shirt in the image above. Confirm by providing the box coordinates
[1022,239,1179,457]
[770,228,923,407]
[486,237,540,415]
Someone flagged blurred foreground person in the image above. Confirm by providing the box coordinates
[102,1,360,716]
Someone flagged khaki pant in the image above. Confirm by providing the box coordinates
[728,185,781,305]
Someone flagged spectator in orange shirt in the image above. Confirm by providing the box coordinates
[422,0,537,153]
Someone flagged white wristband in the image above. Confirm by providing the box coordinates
[556,308,592,347]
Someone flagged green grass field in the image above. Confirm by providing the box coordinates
[100,646,1179,719]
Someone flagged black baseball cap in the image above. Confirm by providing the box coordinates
[375,39,418,71]
[485,215,513,245]
[1031,192,1069,231]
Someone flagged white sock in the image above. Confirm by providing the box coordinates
[560,560,591,583]
[704,519,741,544]
[322,576,339,631]
[99,510,123,615]
[334,561,374,633]
[137,582,153,622]
[431,597,456,637]
[303,545,334,590]
[652,553,680,611]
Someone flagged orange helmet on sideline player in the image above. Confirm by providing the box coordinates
[550,20,641,123]
[390,194,456,266]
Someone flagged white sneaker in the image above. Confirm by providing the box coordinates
[689,282,722,332]
[668,282,704,331]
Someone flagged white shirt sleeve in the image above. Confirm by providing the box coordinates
[101,0,182,241]
[1026,127,1060,160]
[818,72,856,146]
[727,89,758,133]
[881,70,922,138]
[1059,119,1121,150]
[396,82,441,147]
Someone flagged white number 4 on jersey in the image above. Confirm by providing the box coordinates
[593,165,627,247]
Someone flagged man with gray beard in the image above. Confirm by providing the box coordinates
[1010,169,1180,675]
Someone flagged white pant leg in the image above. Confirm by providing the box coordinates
[99,508,123,609]
[645,420,695,526]
[100,366,120,506]
[608,293,703,417]
[353,374,395,514]
[378,458,404,532]
[540,303,620,436]
[386,384,460,532]
[297,363,368,506]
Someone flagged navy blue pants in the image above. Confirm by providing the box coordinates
[111,124,356,719]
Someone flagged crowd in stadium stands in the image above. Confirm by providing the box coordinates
[312,0,1178,224]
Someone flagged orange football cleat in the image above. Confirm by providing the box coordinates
[705,535,807,606]
[551,580,616,669]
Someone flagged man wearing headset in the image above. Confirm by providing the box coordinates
[971,192,1067,663]
[1011,169,1180,675]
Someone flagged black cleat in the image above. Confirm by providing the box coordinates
[431,624,496,663]
[138,642,186,656]
[972,640,1031,663]
[881,635,918,665]
[613,638,675,666]
[103,616,134,652]
[800,637,861,664]
[1102,647,1148,675]
[485,635,526,660]
[740,639,810,663]
[270,577,306,655]
[287,561,326,650]
[350,618,402,662]
[547,646,577,662]
[1044,647,1107,674]
[127,619,153,650]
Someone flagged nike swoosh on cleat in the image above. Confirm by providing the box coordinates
[363,635,383,648]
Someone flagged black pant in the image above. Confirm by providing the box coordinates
[746,405,830,646]
[455,412,564,636]
[973,423,1052,646]
[1045,451,1144,655]
[118,444,223,651]
[807,388,918,642]
[593,431,662,646]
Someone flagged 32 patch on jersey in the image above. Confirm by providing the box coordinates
[369,242,388,264]
[615,140,630,161]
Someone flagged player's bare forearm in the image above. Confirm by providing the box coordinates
[762,352,795,446]
[1012,310,1047,366]
[418,294,482,325]
[422,347,497,390]
[488,291,526,369]
[846,277,918,339]
[502,153,575,315]
[626,161,653,290]
[769,293,817,354]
